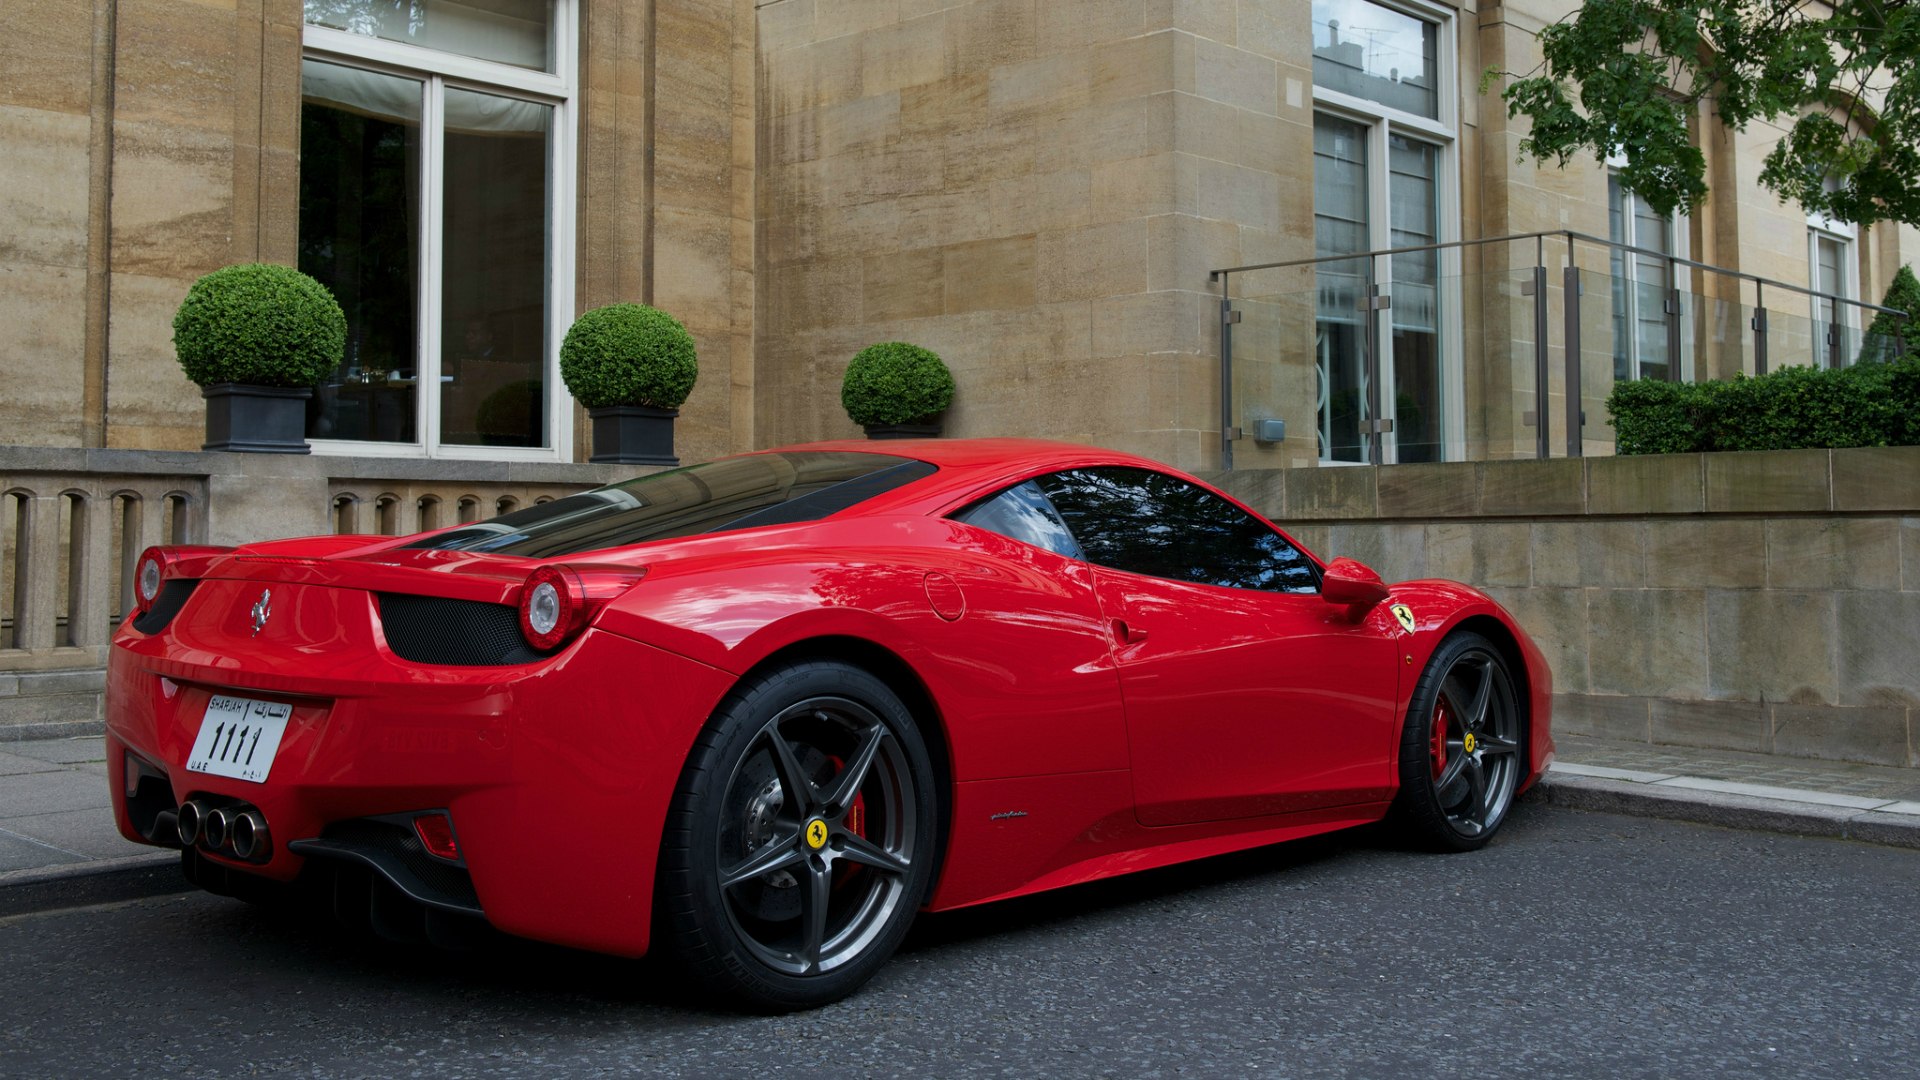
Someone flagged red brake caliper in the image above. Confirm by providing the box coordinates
[830,755,867,887]
[1431,697,1452,780]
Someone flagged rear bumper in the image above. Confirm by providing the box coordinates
[106,624,733,957]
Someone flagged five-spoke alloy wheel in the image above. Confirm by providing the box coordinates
[655,660,937,1012]
[1388,631,1524,852]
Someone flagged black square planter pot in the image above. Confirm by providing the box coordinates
[202,383,313,454]
[862,421,943,440]
[589,405,680,465]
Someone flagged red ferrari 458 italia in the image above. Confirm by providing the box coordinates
[107,438,1552,1010]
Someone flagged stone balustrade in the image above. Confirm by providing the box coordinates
[0,447,642,738]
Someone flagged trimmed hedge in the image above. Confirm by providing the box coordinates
[559,303,698,410]
[172,263,346,388]
[841,342,954,426]
[1608,358,1920,455]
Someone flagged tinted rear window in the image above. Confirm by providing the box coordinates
[405,452,935,557]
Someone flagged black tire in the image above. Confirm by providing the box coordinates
[654,660,939,1012]
[1387,632,1525,852]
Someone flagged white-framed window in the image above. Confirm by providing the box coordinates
[1607,162,1691,382]
[1310,0,1459,465]
[298,0,577,460]
[1808,199,1857,368]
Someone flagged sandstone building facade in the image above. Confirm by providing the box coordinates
[5,0,1917,472]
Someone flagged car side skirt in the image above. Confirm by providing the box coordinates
[929,768,1388,911]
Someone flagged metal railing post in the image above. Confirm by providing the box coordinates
[1364,262,1386,466]
[1752,281,1768,375]
[1533,260,1550,460]
[1563,261,1583,457]
[1666,254,1683,382]
[1219,281,1235,471]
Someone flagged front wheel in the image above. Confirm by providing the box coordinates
[654,660,938,1012]
[1387,632,1524,852]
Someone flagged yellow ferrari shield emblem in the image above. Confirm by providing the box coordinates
[1391,603,1416,634]
[805,818,829,850]
[1463,732,1477,754]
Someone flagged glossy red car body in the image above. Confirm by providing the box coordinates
[107,438,1552,960]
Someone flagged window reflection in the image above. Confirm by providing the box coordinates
[304,0,554,72]
[1036,468,1320,594]
[439,89,552,448]
[953,481,1085,560]
[300,60,422,444]
[1311,0,1438,119]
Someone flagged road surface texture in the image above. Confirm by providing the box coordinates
[2,806,1915,1078]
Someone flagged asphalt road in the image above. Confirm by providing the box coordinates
[2,806,1916,1079]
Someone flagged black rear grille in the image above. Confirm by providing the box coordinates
[290,815,482,914]
[131,579,198,634]
[376,593,542,666]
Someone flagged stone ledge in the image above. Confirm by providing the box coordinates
[1203,445,1920,522]
[0,445,641,486]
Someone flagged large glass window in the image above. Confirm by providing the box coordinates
[304,0,554,71]
[440,89,552,447]
[300,61,423,443]
[1311,0,1438,119]
[300,0,572,458]
[1387,134,1440,462]
[1314,114,1371,464]
[1608,174,1684,382]
[1310,0,1455,465]
[1809,226,1855,369]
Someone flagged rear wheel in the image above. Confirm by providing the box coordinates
[654,660,937,1012]
[1387,632,1523,852]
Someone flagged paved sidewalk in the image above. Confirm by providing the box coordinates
[0,734,179,915]
[2,730,1917,915]
[1530,734,1920,850]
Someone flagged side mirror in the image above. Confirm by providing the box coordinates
[1321,557,1388,608]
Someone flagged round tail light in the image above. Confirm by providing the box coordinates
[135,547,167,615]
[518,566,585,652]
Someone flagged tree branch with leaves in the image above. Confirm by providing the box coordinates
[1496,0,1920,228]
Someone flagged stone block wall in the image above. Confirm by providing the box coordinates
[1208,445,1920,769]
[754,0,1323,470]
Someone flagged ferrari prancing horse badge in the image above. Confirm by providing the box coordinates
[1390,603,1416,634]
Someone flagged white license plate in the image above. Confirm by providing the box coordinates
[186,695,293,784]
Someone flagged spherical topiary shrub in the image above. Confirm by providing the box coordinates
[171,263,346,387]
[840,342,955,427]
[559,303,699,410]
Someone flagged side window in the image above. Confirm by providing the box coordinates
[951,480,1084,560]
[1035,467,1319,593]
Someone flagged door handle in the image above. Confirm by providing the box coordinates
[1112,618,1148,644]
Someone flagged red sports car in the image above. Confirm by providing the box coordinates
[107,438,1552,1010]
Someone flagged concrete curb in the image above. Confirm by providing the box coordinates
[1525,772,1920,851]
[0,852,188,919]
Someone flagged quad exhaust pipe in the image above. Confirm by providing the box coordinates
[175,799,270,862]
[231,810,270,861]
[177,799,205,847]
